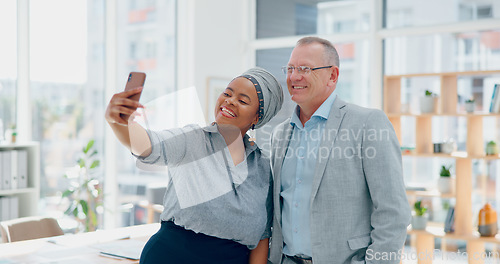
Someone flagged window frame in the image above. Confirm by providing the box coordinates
[249,0,500,109]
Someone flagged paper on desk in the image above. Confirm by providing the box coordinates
[38,258,90,264]
[47,232,130,247]
[91,239,146,260]
[36,247,96,259]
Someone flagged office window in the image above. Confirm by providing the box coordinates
[30,0,106,230]
[256,0,370,39]
[385,0,500,29]
[0,0,17,138]
[384,30,500,75]
[115,0,176,226]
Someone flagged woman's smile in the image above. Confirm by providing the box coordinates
[220,106,237,118]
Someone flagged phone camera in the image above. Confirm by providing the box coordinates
[128,74,132,82]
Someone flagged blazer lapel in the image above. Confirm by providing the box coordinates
[273,121,293,226]
[310,98,347,202]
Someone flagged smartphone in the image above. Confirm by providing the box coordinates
[124,72,146,101]
[121,72,146,120]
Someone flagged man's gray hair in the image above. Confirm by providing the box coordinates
[297,36,340,68]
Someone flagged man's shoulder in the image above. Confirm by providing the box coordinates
[341,100,386,118]
[339,101,394,132]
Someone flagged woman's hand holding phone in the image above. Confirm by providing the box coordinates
[105,87,145,126]
[105,72,152,156]
[105,72,146,126]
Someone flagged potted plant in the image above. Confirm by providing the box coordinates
[4,123,17,143]
[486,141,499,155]
[412,200,428,230]
[465,98,475,113]
[62,139,103,232]
[437,165,454,194]
[420,90,438,114]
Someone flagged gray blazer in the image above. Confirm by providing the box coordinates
[268,98,411,264]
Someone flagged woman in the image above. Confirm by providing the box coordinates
[105,67,283,264]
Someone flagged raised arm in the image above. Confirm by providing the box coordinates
[104,87,152,157]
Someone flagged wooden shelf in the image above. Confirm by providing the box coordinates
[402,152,500,160]
[385,70,500,264]
[406,189,455,198]
[0,188,37,196]
[385,70,500,79]
[388,112,500,117]
[0,143,40,219]
[0,142,39,148]
[409,226,500,244]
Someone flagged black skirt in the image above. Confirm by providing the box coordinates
[140,221,250,264]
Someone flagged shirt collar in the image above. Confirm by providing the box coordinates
[290,90,337,126]
[314,90,337,119]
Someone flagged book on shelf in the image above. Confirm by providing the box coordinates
[0,196,19,221]
[0,150,28,191]
[1,151,11,190]
[490,84,500,113]
[444,206,455,233]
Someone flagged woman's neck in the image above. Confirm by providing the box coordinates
[217,124,246,166]
[217,124,244,146]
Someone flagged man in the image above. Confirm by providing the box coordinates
[268,37,410,264]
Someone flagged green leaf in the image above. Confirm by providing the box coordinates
[414,200,427,216]
[440,165,451,177]
[89,150,98,158]
[84,140,95,154]
[90,160,100,169]
[62,189,74,198]
[90,211,98,226]
[64,202,75,215]
[80,200,89,217]
[72,206,79,217]
[78,158,85,168]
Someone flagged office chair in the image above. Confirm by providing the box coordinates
[0,216,64,243]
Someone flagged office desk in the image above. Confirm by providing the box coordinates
[0,223,160,264]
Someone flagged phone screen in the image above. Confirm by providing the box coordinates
[121,72,146,121]
[125,72,146,102]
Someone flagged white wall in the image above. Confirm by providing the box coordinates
[177,0,251,121]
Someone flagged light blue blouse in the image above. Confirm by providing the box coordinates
[135,123,273,249]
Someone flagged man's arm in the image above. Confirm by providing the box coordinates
[362,110,411,263]
[104,87,152,157]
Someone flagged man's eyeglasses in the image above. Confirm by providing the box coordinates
[281,65,333,75]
